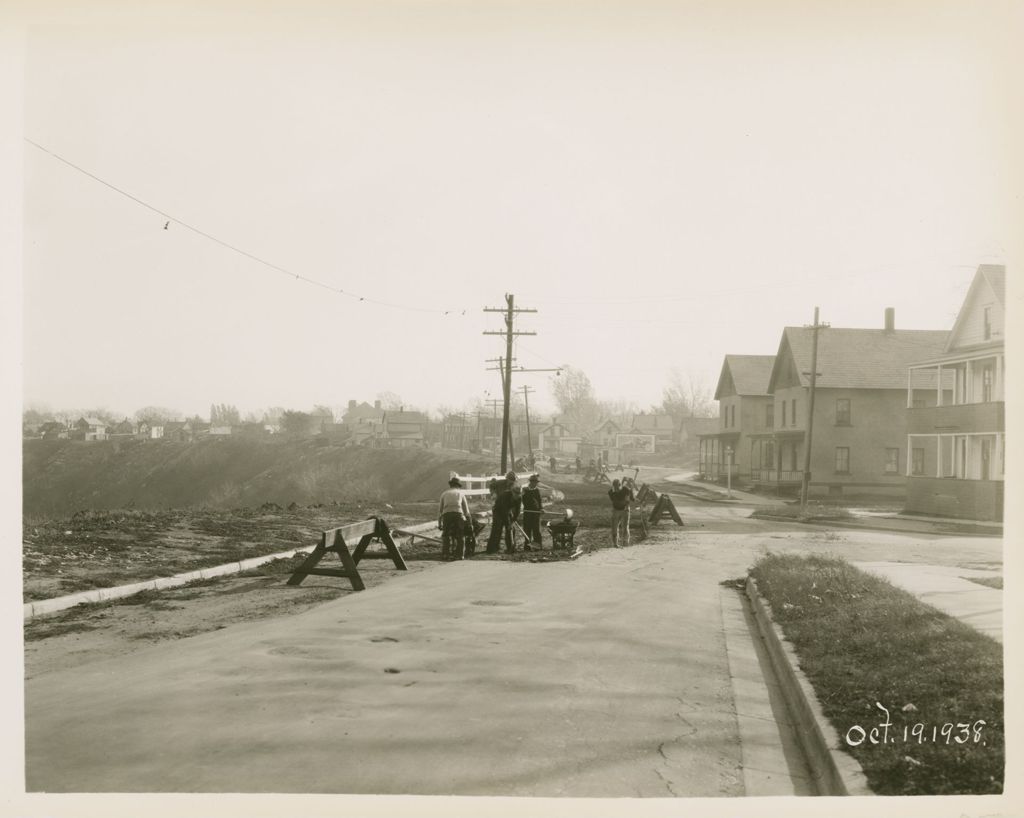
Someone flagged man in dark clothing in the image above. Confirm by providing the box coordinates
[608,478,635,548]
[520,473,544,548]
[574,456,582,474]
[486,472,522,554]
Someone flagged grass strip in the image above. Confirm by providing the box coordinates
[750,553,1003,795]
[749,502,852,523]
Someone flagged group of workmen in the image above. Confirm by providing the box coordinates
[437,469,638,560]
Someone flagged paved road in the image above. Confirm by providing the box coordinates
[24,501,1003,796]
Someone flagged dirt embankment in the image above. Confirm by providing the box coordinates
[23,438,493,517]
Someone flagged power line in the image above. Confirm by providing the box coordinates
[25,137,471,317]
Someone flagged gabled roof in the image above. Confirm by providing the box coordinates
[79,416,106,426]
[768,327,949,392]
[946,264,1006,353]
[592,419,621,432]
[715,355,776,399]
[631,413,674,431]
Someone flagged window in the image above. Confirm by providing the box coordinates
[766,403,774,428]
[835,447,850,474]
[912,448,925,475]
[791,399,797,426]
[983,306,992,341]
[835,398,851,425]
[763,441,775,469]
[730,405,736,427]
[982,366,993,402]
[781,401,787,426]
[790,445,798,471]
[884,448,899,474]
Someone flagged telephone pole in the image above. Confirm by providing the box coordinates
[522,385,535,463]
[484,294,537,473]
[800,307,829,510]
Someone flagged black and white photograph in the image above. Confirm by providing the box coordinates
[2,1,1021,816]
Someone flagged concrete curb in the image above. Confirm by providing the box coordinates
[24,519,440,622]
[745,576,873,796]
[750,514,1002,538]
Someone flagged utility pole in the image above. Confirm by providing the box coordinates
[484,294,537,473]
[522,385,534,464]
[800,307,829,509]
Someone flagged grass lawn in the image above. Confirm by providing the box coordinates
[750,553,1003,795]
[749,502,853,523]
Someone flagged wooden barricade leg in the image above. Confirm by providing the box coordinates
[349,518,408,570]
[287,529,366,591]
[286,532,327,586]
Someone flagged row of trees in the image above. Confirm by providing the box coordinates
[549,366,714,432]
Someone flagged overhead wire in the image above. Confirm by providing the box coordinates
[25,137,473,317]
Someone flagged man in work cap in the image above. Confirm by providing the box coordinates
[438,476,471,560]
[485,471,521,555]
[520,474,544,549]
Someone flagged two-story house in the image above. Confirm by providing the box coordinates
[905,265,1005,520]
[538,421,582,455]
[756,311,948,496]
[73,417,107,441]
[382,410,428,448]
[699,355,775,482]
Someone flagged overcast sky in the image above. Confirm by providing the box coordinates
[16,1,1021,420]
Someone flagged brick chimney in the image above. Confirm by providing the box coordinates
[884,307,895,333]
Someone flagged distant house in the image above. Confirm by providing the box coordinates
[699,355,776,482]
[382,410,428,448]
[343,400,386,446]
[755,310,948,496]
[108,418,136,439]
[442,414,476,450]
[629,412,675,449]
[73,417,107,441]
[163,421,189,442]
[538,422,582,455]
[590,419,621,449]
[208,425,232,436]
[905,265,1005,520]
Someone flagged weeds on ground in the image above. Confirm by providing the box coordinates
[962,575,1003,590]
[750,553,1003,795]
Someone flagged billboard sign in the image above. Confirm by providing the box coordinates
[615,433,656,453]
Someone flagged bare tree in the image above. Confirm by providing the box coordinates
[660,368,714,420]
[549,365,602,434]
[375,391,405,410]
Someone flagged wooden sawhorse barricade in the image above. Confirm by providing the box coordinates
[287,516,407,591]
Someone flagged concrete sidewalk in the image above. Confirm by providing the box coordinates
[853,561,1003,642]
[26,543,778,796]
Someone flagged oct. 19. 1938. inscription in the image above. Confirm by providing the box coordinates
[845,702,987,747]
